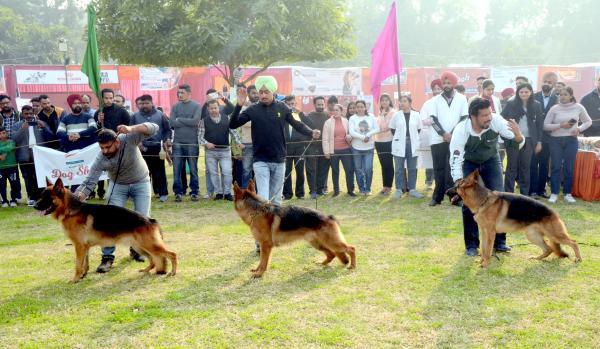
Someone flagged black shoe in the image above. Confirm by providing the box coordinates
[539,192,550,199]
[96,256,114,273]
[283,196,292,201]
[224,194,234,201]
[494,244,512,253]
[130,247,145,262]
[296,196,304,200]
[175,194,183,202]
[191,194,199,201]
[332,191,340,197]
[428,200,440,206]
[465,248,479,257]
[348,192,357,197]
[214,194,224,200]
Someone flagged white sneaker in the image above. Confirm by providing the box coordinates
[9,201,17,207]
[27,199,35,206]
[1,203,8,208]
[409,190,424,199]
[548,194,558,203]
[564,194,576,203]
[394,190,403,199]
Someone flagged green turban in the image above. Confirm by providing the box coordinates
[255,75,278,93]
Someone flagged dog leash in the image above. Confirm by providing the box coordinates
[268,138,316,205]
[106,134,127,205]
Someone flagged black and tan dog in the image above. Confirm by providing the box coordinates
[34,178,177,282]
[447,169,582,268]
[233,180,356,278]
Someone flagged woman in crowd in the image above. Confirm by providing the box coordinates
[390,95,423,199]
[480,79,502,114]
[322,104,355,197]
[543,86,592,203]
[501,82,543,195]
[349,100,379,195]
[345,101,356,119]
[374,93,396,194]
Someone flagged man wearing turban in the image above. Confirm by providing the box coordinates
[56,94,98,153]
[428,71,468,207]
[230,75,320,207]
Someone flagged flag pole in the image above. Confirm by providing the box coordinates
[395,2,401,103]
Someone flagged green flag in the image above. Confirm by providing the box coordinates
[81,5,101,99]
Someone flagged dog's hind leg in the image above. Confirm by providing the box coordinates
[525,228,553,260]
[544,222,582,262]
[309,239,336,266]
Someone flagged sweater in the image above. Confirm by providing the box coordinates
[56,113,98,152]
[373,109,395,142]
[169,100,202,145]
[131,108,171,153]
[322,116,350,155]
[0,140,17,169]
[348,114,379,150]
[543,102,592,137]
[229,102,313,163]
[75,122,158,197]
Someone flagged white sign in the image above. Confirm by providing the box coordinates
[490,67,538,91]
[33,143,107,188]
[139,67,181,90]
[16,69,119,85]
[292,67,363,96]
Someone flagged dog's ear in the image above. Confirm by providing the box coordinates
[54,178,64,191]
[233,181,242,198]
[247,179,256,193]
[46,177,53,187]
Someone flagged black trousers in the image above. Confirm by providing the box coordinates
[330,147,355,193]
[529,141,550,195]
[504,138,533,195]
[143,153,168,196]
[305,147,330,194]
[375,141,394,188]
[283,143,306,198]
[19,162,42,201]
[0,167,20,203]
[431,142,453,203]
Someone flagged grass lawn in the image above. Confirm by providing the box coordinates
[1,164,600,348]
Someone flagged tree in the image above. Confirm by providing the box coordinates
[92,0,355,86]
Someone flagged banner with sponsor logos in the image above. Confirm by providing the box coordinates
[292,67,363,96]
[139,67,181,90]
[16,69,118,85]
[33,143,107,188]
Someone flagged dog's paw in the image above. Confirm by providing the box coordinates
[346,265,355,270]
[69,277,81,283]
[574,257,582,263]
[250,267,259,272]
[166,272,176,277]
[251,272,264,278]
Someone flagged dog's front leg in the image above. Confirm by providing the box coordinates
[71,243,88,283]
[252,241,272,278]
[480,227,496,268]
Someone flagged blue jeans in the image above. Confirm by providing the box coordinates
[241,144,254,188]
[102,179,152,259]
[462,156,506,250]
[205,148,233,195]
[549,136,578,195]
[253,161,285,205]
[352,148,374,193]
[394,141,418,191]
[172,143,199,195]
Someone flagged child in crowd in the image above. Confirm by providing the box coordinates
[0,126,20,207]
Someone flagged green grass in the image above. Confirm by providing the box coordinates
[1,167,600,348]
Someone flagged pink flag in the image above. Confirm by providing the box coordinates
[370,1,402,101]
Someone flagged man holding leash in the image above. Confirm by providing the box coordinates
[75,122,159,273]
[449,98,524,257]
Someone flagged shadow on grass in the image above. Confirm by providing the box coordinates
[423,254,577,348]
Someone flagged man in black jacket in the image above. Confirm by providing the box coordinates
[93,88,131,201]
[229,76,320,205]
[581,75,600,137]
[531,72,558,198]
[282,95,311,200]
[305,96,330,199]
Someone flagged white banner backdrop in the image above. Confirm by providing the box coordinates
[139,67,181,90]
[33,143,107,188]
[292,67,362,96]
[490,67,538,91]
[16,69,119,85]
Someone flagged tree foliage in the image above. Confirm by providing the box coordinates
[0,0,85,64]
[93,0,355,85]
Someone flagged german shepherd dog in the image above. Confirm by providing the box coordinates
[233,180,356,278]
[34,178,177,282]
[447,169,582,268]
